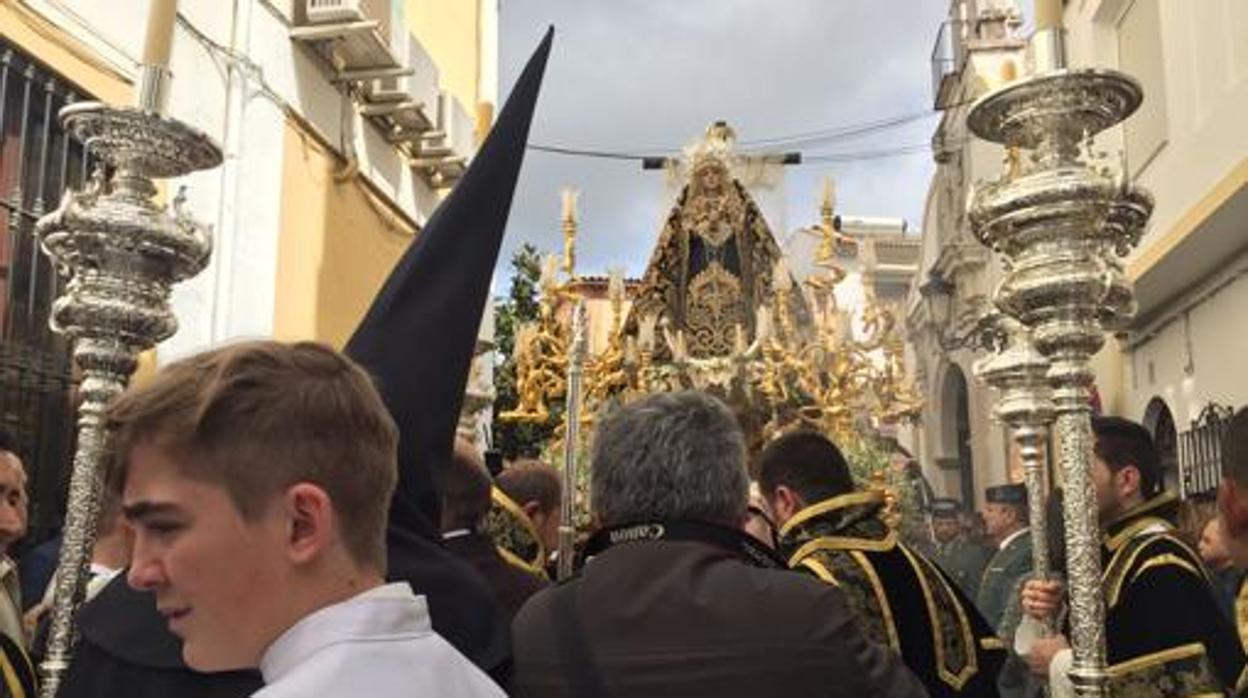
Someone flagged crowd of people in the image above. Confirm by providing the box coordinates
[1,340,1247,696]
[2,25,1248,698]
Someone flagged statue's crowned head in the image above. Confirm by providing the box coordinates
[685,120,738,195]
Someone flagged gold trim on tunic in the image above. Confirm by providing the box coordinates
[899,543,978,690]
[489,486,548,575]
[1103,531,1207,609]
[798,557,839,585]
[1106,641,1211,679]
[847,549,901,653]
[779,490,887,539]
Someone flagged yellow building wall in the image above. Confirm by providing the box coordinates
[273,119,416,349]
[405,0,480,110]
[0,2,131,104]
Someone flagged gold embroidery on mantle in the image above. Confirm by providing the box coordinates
[686,263,744,357]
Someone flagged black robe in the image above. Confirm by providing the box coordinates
[443,530,548,622]
[1098,494,1247,696]
[779,491,1007,697]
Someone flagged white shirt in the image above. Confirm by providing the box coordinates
[41,563,122,610]
[255,582,503,698]
[999,526,1029,551]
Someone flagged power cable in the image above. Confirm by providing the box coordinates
[527,137,969,164]
[521,96,978,161]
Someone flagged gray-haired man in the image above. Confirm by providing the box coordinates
[509,391,926,697]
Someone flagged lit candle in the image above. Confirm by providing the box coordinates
[638,313,657,350]
[561,188,579,223]
[540,253,560,291]
[608,268,624,303]
[773,259,792,293]
[754,305,772,342]
[142,0,179,68]
[1034,0,1062,31]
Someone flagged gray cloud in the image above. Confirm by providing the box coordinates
[497,0,949,286]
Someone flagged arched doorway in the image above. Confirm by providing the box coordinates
[1143,397,1179,494]
[942,365,975,507]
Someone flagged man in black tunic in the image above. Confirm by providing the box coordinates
[1022,416,1246,695]
[760,430,1006,697]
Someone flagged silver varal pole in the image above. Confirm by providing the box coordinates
[33,62,221,695]
[557,299,588,580]
[967,55,1153,695]
[974,320,1056,620]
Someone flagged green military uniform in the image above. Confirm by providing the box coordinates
[975,485,1033,636]
[976,530,1032,637]
[780,490,1007,698]
[974,485,1035,698]
[1097,493,1246,696]
[930,499,993,601]
[935,537,993,601]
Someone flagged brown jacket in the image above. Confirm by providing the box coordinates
[511,538,928,698]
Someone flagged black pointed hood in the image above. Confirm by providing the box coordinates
[346,27,554,538]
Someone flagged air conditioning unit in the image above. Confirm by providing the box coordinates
[365,30,439,111]
[438,90,475,161]
[307,0,392,39]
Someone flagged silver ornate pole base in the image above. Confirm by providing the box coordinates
[968,68,1153,697]
[975,320,1055,588]
[34,102,220,696]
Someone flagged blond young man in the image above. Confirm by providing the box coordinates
[109,341,502,697]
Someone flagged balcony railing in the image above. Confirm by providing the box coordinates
[1178,403,1236,499]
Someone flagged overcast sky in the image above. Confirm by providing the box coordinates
[495,0,955,286]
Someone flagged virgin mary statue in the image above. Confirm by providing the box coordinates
[626,121,803,358]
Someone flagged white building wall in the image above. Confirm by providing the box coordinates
[1065,0,1248,255]
[28,0,446,360]
[1061,0,1248,434]
[908,3,1025,509]
[1126,261,1248,426]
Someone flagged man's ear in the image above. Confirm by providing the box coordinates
[522,500,543,522]
[772,485,804,525]
[284,483,334,565]
[1118,466,1142,501]
[1220,479,1248,538]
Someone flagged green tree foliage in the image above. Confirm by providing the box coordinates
[846,437,933,551]
[492,244,558,459]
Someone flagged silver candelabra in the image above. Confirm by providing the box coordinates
[967,66,1153,695]
[974,318,1056,623]
[34,95,221,694]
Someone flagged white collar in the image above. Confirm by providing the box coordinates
[259,582,430,686]
[999,527,1029,551]
[442,529,473,541]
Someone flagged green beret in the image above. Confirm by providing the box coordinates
[985,483,1027,505]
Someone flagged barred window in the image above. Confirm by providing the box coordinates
[0,40,97,540]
